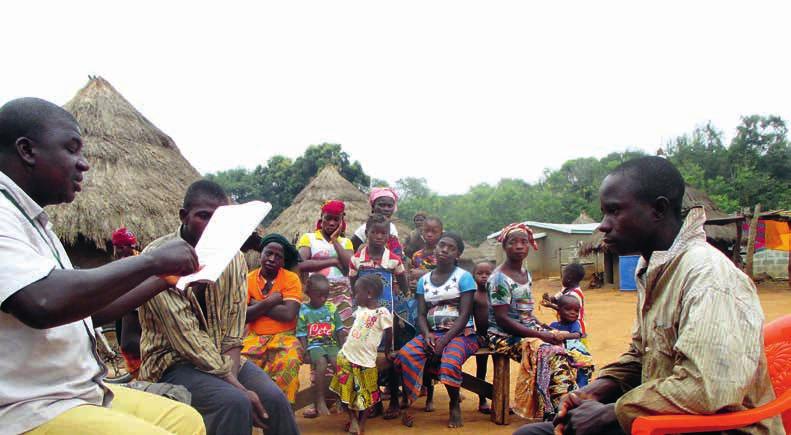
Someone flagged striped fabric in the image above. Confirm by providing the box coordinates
[396,333,478,403]
[138,229,248,383]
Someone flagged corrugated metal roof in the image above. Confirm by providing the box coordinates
[486,222,597,240]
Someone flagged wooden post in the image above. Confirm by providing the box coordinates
[733,218,743,266]
[745,204,762,279]
[491,353,510,425]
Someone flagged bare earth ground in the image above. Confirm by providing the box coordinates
[294,279,791,435]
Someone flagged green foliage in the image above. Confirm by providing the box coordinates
[396,115,790,244]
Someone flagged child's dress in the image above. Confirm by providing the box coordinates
[329,306,393,411]
[549,320,594,387]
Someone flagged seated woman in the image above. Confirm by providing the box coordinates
[396,232,478,429]
[487,223,575,421]
[242,234,304,404]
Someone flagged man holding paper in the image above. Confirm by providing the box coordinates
[138,180,298,435]
[0,97,204,435]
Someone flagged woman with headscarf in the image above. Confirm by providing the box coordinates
[296,200,355,328]
[487,223,576,421]
[242,234,305,404]
[351,187,404,256]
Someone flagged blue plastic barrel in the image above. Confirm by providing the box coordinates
[619,255,640,291]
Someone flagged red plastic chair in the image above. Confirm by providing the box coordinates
[632,314,791,435]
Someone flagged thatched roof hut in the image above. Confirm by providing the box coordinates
[578,184,738,257]
[572,211,595,225]
[48,77,201,267]
[266,166,410,242]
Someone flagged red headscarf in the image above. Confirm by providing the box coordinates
[497,223,539,251]
[316,200,347,233]
[111,227,138,247]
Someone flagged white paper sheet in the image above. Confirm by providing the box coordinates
[176,200,271,290]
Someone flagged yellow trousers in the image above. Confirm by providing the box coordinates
[27,384,205,435]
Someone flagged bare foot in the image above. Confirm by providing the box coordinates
[448,403,463,428]
[424,400,435,412]
[317,402,331,416]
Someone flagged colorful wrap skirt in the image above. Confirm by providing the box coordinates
[241,331,304,403]
[488,333,576,419]
[395,332,479,404]
[329,351,381,411]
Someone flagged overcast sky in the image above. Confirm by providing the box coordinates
[2,1,790,194]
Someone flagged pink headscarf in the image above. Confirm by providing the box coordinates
[369,187,399,212]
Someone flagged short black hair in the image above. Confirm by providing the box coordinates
[365,213,389,233]
[357,274,384,298]
[424,216,443,229]
[0,97,78,150]
[182,179,228,210]
[610,156,685,218]
[439,231,465,255]
[307,274,329,292]
[557,294,581,309]
[563,263,585,283]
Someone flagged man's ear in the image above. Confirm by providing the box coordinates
[14,137,36,166]
[178,208,188,225]
[652,196,671,221]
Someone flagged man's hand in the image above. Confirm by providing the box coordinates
[554,398,616,435]
[147,240,199,276]
[245,389,269,429]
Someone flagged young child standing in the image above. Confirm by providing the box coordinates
[297,274,346,418]
[548,295,594,387]
[348,213,410,419]
[330,275,394,435]
[472,260,494,414]
[541,262,587,336]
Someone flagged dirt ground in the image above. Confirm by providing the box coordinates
[295,279,790,435]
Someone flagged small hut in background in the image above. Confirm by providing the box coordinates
[48,76,201,268]
[266,166,411,244]
[577,185,742,287]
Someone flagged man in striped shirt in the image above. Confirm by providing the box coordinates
[515,157,783,434]
[138,180,298,435]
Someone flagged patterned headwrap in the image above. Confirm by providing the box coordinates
[316,199,347,233]
[260,233,302,270]
[111,227,138,247]
[496,223,539,251]
[369,187,399,213]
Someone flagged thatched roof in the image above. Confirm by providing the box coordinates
[577,184,738,256]
[461,239,498,263]
[266,166,411,241]
[48,77,201,250]
[572,211,595,224]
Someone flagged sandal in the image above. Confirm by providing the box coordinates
[383,406,400,420]
[478,404,492,415]
[401,412,414,427]
[302,406,319,419]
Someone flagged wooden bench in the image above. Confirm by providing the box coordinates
[460,348,511,425]
[294,349,512,426]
